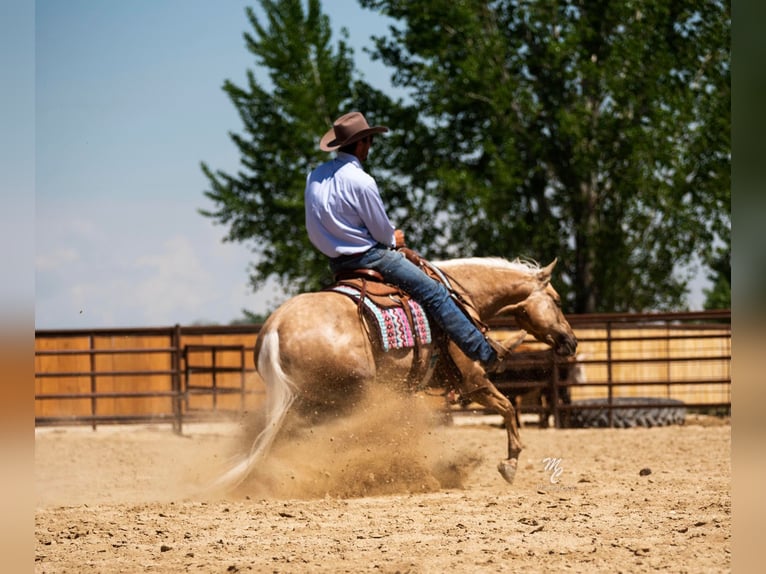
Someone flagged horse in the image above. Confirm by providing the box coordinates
[215,257,577,490]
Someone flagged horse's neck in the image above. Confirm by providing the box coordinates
[441,261,537,319]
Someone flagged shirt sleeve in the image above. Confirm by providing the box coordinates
[355,180,396,248]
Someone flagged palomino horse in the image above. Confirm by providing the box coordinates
[216,257,577,489]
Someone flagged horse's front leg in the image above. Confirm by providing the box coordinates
[466,382,524,484]
[449,349,524,484]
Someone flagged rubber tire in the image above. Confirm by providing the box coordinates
[567,397,686,428]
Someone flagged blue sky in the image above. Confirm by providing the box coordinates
[25,0,709,330]
[2,0,35,326]
[32,0,399,329]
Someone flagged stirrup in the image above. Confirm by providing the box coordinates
[485,330,527,374]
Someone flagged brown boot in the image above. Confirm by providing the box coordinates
[484,330,527,374]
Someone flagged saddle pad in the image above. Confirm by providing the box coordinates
[331,284,432,352]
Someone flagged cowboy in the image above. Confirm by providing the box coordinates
[304,111,515,373]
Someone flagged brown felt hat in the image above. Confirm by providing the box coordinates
[319,112,389,151]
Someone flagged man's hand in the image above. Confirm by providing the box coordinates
[394,229,406,248]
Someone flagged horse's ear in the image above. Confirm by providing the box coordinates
[500,302,524,315]
[538,258,557,285]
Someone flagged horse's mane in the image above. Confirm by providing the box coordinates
[435,256,542,275]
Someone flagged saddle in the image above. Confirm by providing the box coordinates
[330,269,433,352]
[325,248,489,389]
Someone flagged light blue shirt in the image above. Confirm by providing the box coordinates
[305,152,396,258]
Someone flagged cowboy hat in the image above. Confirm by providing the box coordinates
[319,111,389,151]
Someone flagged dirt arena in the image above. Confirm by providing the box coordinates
[35,391,730,573]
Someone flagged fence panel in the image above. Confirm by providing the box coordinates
[35,311,730,431]
[34,326,264,432]
[472,311,730,427]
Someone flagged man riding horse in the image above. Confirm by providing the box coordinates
[212,150,575,489]
[305,111,520,375]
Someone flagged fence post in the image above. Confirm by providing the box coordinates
[606,321,614,427]
[211,347,218,411]
[171,324,183,435]
[239,345,246,412]
[89,333,97,431]
[550,349,561,428]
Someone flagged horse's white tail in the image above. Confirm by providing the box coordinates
[209,329,295,491]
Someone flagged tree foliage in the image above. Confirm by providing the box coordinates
[200,0,399,294]
[202,0,730,314]
[703,245,730,310]
[360,0,730,312]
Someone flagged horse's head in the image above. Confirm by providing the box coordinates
[501,259,578,356]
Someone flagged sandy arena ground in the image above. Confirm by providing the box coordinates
[35,392,730,573]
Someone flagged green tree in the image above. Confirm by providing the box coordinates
[703,245,731,310]
[203,0,730,315]
[230,310,269,325]
[200,0,398,297]
[360,0,730,313]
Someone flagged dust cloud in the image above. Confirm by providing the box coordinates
[232,387,482,499]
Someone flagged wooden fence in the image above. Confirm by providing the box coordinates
[34,310,730,431]
[35,325,263,433]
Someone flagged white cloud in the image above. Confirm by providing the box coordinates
[131,234,216,324]
[35,246,80,271]
[35,197,281,329]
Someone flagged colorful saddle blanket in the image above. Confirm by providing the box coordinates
[331,284,432,352]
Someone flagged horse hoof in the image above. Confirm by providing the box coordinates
[497,459,518,484]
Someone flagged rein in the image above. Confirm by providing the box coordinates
[418,257,491,336]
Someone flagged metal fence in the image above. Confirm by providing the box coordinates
[34,325,262,433]
[34,310,730,431]
[486,310,731,427]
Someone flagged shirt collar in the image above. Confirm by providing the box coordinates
[335,151,363,169]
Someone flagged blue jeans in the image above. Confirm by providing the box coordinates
[330,246,496,365]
